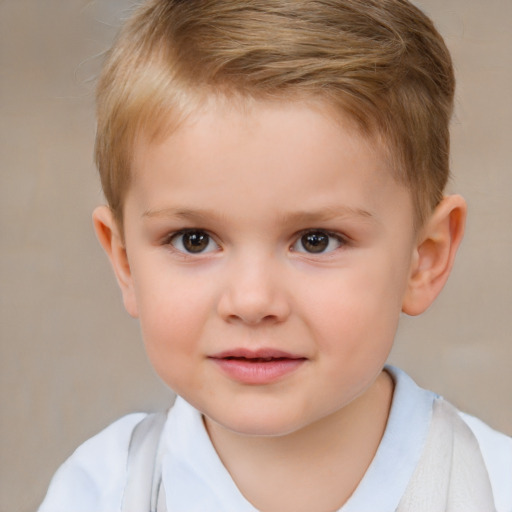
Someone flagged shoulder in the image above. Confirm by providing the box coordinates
[459,411,512,512]
[38,412,147,512]
[386,367,512,511]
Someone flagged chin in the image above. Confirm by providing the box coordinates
[207,406,310,438]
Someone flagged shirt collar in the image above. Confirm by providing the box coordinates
[161,366,435,511]
[341,366,435,512]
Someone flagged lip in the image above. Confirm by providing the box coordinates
[208,348,307,385]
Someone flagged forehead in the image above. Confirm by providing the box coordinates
[128,99,413,229]
[133,96,385,175]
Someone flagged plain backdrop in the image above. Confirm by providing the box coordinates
[1,1,511,510]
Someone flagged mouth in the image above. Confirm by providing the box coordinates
[208,349,307,384]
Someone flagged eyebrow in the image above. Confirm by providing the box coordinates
[142,207,227,223]
[142,205,376,224]
[276,206,376,225]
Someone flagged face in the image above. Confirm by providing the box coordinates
[120,100,417,436]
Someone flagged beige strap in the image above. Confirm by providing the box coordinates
[397,399,496,512]
[121,411,168,512]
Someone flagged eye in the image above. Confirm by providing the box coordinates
[168,230,219,254]
[292,230,344,254]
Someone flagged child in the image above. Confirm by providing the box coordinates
[39,0,511,510]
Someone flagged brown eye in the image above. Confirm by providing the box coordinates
[170,230,217,254]
[301,231,329,253]
[292,230,343,254]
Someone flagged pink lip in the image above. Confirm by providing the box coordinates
[209,348,306,385]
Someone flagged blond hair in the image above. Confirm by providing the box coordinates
[96,0,455,230]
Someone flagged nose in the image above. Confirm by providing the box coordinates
[216,254,291,325]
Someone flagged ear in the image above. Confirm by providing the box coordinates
[92,206,139,318]
[402,195,466,316]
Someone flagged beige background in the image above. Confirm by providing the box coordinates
[1,1,510,511]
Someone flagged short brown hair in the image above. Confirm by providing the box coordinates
[95,0,455,229]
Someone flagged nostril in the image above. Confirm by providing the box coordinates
[226,311,279,325]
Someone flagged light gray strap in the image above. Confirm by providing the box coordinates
[121,411,168,512]
[397,399,496,512]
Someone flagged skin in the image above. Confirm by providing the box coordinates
[94,99,466,511]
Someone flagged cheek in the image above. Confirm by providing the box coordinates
[300,261,404,353]
[306,274,400,403]
[132,270,215,364]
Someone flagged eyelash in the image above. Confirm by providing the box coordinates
[291,229,348,255]
[164,229,220,255]
[163,228,348,256]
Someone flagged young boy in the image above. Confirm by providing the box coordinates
[39,0,511,511]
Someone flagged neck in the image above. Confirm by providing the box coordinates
[205,370,394,512]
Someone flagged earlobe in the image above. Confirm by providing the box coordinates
[402,195,466,316]
[92,206,139,318]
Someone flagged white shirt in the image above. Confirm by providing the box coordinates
[39,367,512,512]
